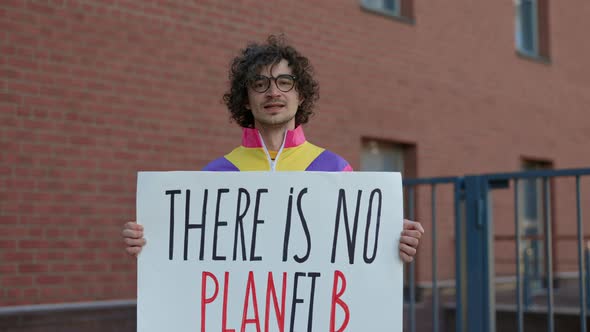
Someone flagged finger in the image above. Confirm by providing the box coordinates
[121,229,143,239]
[401,230,422,240]
[399,243,417,257]
[404,219,425,234]
[124,237,147,247]
[124,221,143,231]
[399,251,413,263]
[413,221,425,234]
[399,235,419,248]
[125,246,143,257]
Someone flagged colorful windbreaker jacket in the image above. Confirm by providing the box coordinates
[203,126,352,172]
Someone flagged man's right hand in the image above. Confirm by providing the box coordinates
[122,221,146,257]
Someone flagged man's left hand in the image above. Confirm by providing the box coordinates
[399,219,424,263]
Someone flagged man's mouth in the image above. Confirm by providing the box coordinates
[263,103,285,110]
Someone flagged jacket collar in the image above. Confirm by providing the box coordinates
[241,125,307,149]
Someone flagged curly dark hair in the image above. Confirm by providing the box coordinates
[223,35,320,128]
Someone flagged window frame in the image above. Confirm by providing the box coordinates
[360,0,414,24]
[514,0,551,63]
[515,0,540,57]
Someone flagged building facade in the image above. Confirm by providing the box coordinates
[2,0,590,330]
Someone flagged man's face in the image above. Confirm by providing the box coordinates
[246,59,301,131]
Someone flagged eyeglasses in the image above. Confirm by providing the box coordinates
[249,74,297,93]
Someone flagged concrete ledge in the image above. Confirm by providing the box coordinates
[0,300,136,332]
[444,302,589,332]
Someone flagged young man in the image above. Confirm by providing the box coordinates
[122,35,424,263]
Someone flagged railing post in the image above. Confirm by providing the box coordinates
[586,244,590,310]
[407,186,416,332]
[464,176,495,332]
[576,175,586,332]
[524,248,532,309]
[455,179,466,332]
[431,185,439,332]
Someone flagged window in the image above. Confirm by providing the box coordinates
[519,159,553,290]
[515,0,550,60]
[361,139,404,172]
[361,0,415,23]
[520,159,552,221]
[361,139,407,173]
[360,139,417,229]
[361,139,417,301]
[360,139,417,219]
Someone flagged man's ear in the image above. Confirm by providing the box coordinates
[244,99,251,110]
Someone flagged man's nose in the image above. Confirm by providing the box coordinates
[265,80,281,96]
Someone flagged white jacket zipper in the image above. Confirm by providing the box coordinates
[259,131,287,172]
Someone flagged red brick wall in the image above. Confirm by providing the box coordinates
[2,0,590,306]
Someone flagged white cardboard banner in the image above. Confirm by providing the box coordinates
[137,171,403,332]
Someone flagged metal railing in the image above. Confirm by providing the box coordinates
[403,177,461,332]
[401,167,590,332]
[488,169,590,332]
